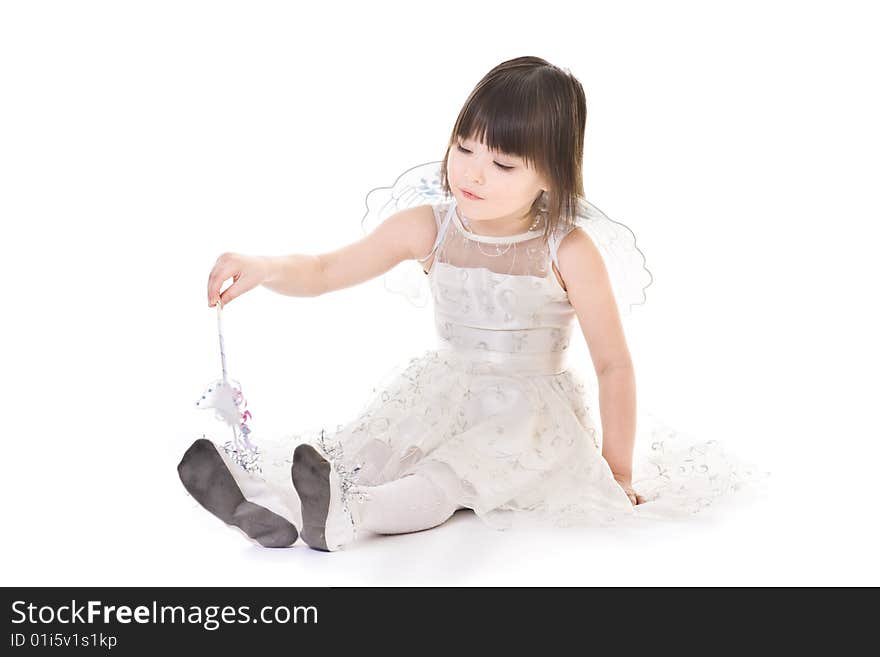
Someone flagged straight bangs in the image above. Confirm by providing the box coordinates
[455,87,551,178]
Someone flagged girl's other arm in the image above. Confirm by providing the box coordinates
[555,228,639,489]
[262,205,437,297]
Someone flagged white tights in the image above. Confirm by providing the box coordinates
[350,473,466,535]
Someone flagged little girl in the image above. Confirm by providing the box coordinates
[178,56,768,551]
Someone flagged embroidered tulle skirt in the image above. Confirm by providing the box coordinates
[221,346,771,533]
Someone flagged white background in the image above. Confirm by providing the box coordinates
[1,0,877,586]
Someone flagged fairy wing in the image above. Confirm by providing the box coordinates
[570,198,654,317]
[360,160,452,308]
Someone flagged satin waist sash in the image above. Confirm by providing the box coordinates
[436,336,568,376]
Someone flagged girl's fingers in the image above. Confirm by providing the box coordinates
[208,264,235,306]
[218,283,238,306]
[623,485,647,506]
[207,265,228,305]
[218,273,251,307]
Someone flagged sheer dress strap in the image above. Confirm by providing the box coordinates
[415,202,455,268]
[548,223,578,272]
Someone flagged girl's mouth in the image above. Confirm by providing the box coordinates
[461,189,483,200]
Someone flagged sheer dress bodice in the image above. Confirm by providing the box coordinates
[417,199,578,376]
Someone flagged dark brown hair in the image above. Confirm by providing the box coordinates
[440,56,587,243]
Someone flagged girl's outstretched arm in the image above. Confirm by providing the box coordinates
[262,205,437,297]
[555,228,640,497]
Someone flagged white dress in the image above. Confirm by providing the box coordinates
[221,193,771,533]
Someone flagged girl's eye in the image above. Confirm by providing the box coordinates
[456,144,515,171]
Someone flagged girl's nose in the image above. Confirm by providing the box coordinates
[466,169,483,185]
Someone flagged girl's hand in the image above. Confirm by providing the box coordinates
[207,253,272,307]
[613,473,648,506]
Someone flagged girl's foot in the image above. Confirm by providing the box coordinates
[290,443,358,551]
[178,438,299,548]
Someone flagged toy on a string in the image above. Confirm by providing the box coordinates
[195,299,261,474]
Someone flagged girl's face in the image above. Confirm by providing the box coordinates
[448,134,550,230]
